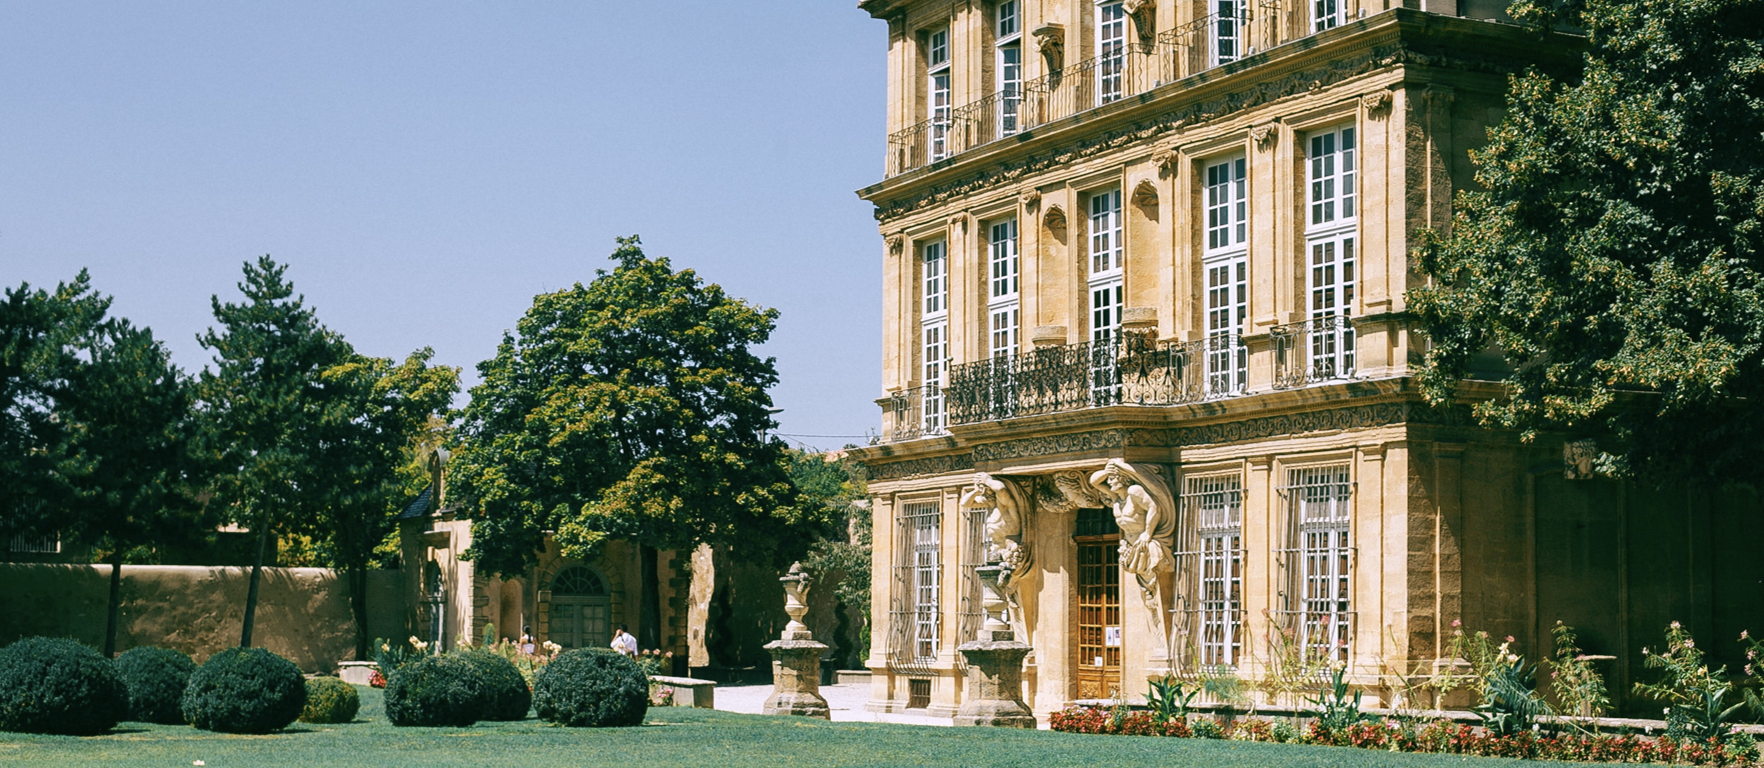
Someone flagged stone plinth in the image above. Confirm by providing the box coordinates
[762,638,829,719]
[954,639,1035,727]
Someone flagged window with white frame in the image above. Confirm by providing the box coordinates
[997,2,1023,136]
[1088,188,1124,343]
[1286,464,1352,664]
[1312,0,1344,32]
[1306,124,1357,379]
[922,240,949,431]
[927,28,953,161]
[1188,474,1243,667]
[904,501,942,662]
[1097,1,1128,104]
[1212,1,1248,67]
[988,218,1020,358]
[1204,156,1248,395]
[1308,125,1356,228]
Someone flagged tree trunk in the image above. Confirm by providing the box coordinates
[240,504,273,648]
[104,550,123,658]
[639,544,661,651]
[348,563,370,661]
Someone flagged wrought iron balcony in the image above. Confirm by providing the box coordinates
[881,384,947,444]
[940,334,1249,428]
[883,0,1379,178]
[1272,316,1356,389]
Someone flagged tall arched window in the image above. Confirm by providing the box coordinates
[548,565,610,650]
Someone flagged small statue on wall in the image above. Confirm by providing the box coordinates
[960,472,1032,643]
[1087,459,1177,652]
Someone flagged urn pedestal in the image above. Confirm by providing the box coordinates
[762,638,830,719]
[954,563,1036,728]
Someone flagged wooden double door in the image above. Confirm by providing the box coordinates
[1075,538,1123,699]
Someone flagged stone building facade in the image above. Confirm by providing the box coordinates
[850,0,1764,720]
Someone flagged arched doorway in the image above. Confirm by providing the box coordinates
[549,565,609,650]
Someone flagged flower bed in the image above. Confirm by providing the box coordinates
[1048,708,1763,766]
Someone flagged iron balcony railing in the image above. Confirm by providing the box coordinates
[884,0,1379,178]
[939,333,1249,427]
[882,384,947,443]
[1272,315,1356,389]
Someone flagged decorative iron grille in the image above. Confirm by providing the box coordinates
[944,334,1249,426]
[889,501,943,675]
[1274,465,1355,665]
[1272,316,1356,388]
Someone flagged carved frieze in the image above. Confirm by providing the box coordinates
[862,452,974,481]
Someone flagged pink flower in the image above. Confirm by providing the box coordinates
[1452,619,1462,627]
[1506,636,1516,643]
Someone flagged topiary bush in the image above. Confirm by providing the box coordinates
[299,676,360,724]
[532,648,647,727]
[384,653,485,727]
[114,646,197,725]
[0,637,128,735]
[459,650,530,721]
[181,647,307,734]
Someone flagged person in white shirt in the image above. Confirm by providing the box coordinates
[611,624,638,657]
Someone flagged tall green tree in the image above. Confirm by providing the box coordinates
[306,350,457,660]
[451,236,805,649]
[1413,0,1764,485]
[1,273,212,657]
[0,273,110,531]
[199,257,357,648]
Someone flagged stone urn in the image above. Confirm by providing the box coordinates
[763,562,829,719]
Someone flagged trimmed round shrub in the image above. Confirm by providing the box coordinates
[298,676,360,724]
[181,647,307,734]
[0,637,128,735]
[459,650,530,721]
[114,646,197,724]
[532,648,647,727]
[384,654,485,727]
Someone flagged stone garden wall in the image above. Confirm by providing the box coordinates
[0,563,404,672]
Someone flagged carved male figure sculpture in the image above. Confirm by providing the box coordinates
[959,472,1032,644]
[1087,459,1177,656]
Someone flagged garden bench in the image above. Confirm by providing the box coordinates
[649,675,715,708]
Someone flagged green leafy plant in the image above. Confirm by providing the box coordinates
[531,648,648,727]
[373,637,421,678]
[180,647,306,734]
[1548,621,1611,727]
[298,677,360,724]
[1305,667,1367,735]
[1145,675,1198,722]
[384,654,486,727]
[113,646,196,725]
[0,637,128,735]
[1190,717,1227,739]
[1475,654,1549,737]
[1634,622,1749,745]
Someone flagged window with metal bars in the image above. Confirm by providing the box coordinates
[893,501,943,663]
[1186,474,1244,668]
[9,532,60,554]
[1278,465,1354,665]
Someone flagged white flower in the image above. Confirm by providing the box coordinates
[1743,630,1751,640]
[1685,639,1695,649]
[1671,621,1682,630]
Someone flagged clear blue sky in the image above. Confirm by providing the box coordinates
[1,2,886,451]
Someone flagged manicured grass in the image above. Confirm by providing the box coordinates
[1,686,1562,768]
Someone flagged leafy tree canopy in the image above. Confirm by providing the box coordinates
[1413,0,1764,485]
[453,237,806,576]
[0,272,111,527]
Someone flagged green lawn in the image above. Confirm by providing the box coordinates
[0,686,1566,768]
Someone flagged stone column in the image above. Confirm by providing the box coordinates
[955,564,1035,728]
[763,563,830,719]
